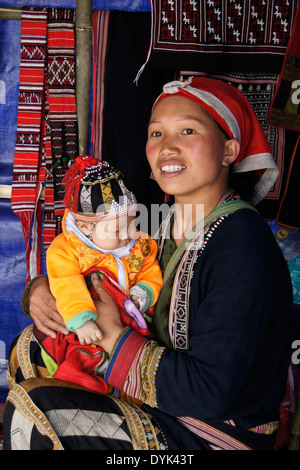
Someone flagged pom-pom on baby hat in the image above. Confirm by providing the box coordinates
[63,156,137,221]
[154,77,279,205]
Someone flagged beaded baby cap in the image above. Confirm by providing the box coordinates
[63,156,137,221]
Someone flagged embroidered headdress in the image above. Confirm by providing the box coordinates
[153,77,279,205]
[63,156,137,221]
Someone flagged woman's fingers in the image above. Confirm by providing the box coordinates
[29,276,68,338]
[30,309,67,339]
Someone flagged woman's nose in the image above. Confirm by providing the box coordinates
[159,138,178,157]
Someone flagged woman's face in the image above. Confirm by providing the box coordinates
[146,95,233,204]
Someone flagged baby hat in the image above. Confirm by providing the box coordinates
[63,156,137,221]
[153,77,279,205]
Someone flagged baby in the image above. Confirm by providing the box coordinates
[46,156,163,345]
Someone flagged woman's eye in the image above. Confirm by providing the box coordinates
[150,131,162,137]
[183,128,195,135]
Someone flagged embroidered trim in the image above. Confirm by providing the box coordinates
[6,324,63,450]
[17,324,37,380]
[105,328,148,390]
[169,216,228,350]
[109,396,166,450]
[139,341,164,408]
[177,416,251,450]
[6,384,64,450]
[249,421,279,435]
[157,195,257,351]
[224,418,279,434]
[123,340,165,410]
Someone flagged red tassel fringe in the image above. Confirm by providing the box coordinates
[62,155,97,212]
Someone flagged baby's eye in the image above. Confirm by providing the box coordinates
[182,128,195,135]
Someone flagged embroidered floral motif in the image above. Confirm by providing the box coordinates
[76,246,99,270]
[128,254,143,271]
[139,239,151,257]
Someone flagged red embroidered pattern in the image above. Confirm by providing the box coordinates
[11,7,48,284]
[152,0,297,55]
[43,8,78,249]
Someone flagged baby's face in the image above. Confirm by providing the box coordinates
[92,214,137,250]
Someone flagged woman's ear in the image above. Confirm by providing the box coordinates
[222,139,240,167]
[76,220,93,236]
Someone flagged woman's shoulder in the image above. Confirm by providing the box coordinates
[194,207,290,288]
[217,207,273,240]
[206,207,284,263]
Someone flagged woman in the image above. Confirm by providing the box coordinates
[4,77,293,450]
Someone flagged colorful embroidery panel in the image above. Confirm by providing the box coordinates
[11,7,48,284]
[11,7,78,281]
[269,3,300,132]
[44,8,78,249]
[152,0,297,56]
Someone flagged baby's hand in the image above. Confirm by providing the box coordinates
[130,294,140,310]
[75,319,103,345]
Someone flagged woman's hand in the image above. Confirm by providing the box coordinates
[29,276,69,338]
[91,273,123,354]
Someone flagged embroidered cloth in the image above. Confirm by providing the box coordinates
[144,0,299,74]
[11,7,48,285]
[43,7,78,249]
[268,3,300,131]
[11,7,78,283]
[152,0,296,56]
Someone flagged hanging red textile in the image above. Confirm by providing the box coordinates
[11,7,48,285]
[11,7,78,284]
[43,8,78,250]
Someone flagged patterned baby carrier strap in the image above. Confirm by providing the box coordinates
[156,198,258,351]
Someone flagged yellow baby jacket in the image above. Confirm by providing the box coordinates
[46,209,163,331]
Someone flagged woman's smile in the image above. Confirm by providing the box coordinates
[159,159,187,177]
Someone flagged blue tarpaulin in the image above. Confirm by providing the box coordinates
[0,1,151,11]
[0,18,30,402]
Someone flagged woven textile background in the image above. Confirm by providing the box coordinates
[0,2,151,403]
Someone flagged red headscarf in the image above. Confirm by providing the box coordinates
[153,77,279,205]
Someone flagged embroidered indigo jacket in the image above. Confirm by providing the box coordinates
[105,208,293,432]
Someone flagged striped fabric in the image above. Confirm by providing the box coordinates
[91,9,110,160]
[177,417,251,450]
[11,7,48,285]
[11,7,78,282]
[43,8,78,249]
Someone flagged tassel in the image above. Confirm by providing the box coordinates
[62,155,97,211]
